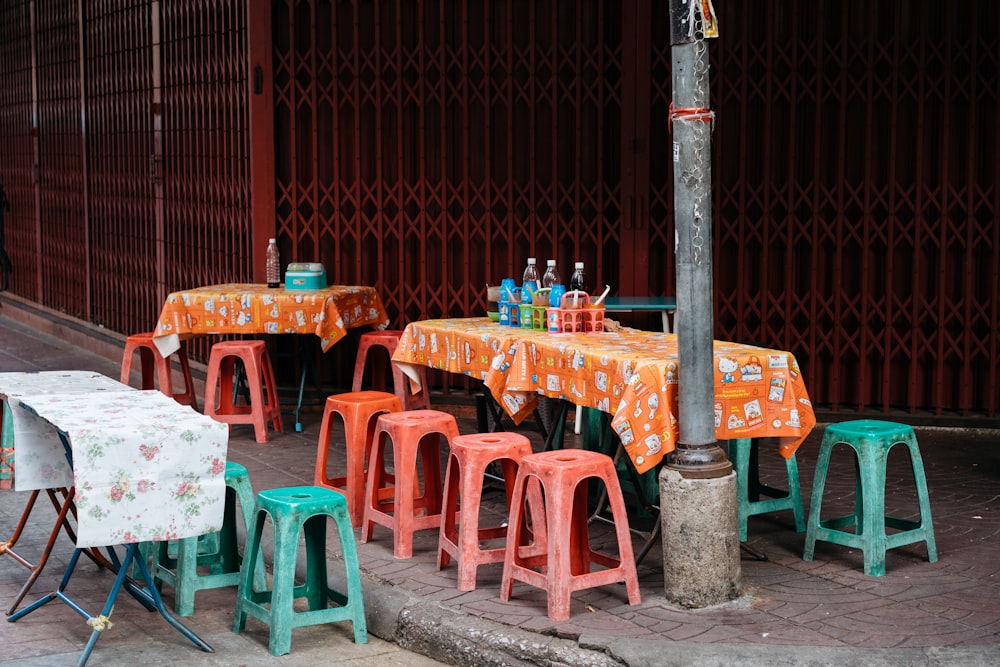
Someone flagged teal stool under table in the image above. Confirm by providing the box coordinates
[727,438,804,541]
[149,461,266,616]
[233,485,367,656]
[802,420,938,576]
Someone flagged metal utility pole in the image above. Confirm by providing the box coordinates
[659,0,740,607]
[666,0,729,477]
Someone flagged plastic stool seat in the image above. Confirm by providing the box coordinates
[437,432,541,591]
[120,332,198,409]
[149,461,266,616]
[360,410,459,558]
[728,438,805,541]
[314,391,403,527]
[204,340,283,443]
[352,330,430,410]
[802,420,938,576]
[233,486,367,656]
[500,449,642,622]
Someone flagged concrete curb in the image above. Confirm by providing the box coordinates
[590,636,1000,667]
[362,579,1000,667]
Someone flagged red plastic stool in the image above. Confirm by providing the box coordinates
[500,449,642,622]
[314,391,403,528]
[204,340,283,443]
[352,330,430,410]
[360,409,459,558]
[120,332,198,409]
[437,432,543,591]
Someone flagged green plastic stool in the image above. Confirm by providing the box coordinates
[150,461,266,616]
[802,420,938,577]
[727,439,805,541]
[233,485,368,656]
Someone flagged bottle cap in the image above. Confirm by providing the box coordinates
[528,257,536,264]
[574,262,584,269]
[547,259,556,266]
[269,238,276,243]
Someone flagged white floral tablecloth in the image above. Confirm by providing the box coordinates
[0,372,229,548]
[1,371,133,490]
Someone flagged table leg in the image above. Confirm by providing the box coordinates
[8,543,213,666]
[541,400,570,451]
[4,488,78,614]
[583,410,662,565]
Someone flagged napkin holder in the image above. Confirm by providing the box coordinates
[284,262,327,290]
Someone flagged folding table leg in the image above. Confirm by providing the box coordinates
[3,488,78,615]
[8,543,213,667]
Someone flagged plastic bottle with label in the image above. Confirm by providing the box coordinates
[569,262,588,294]
[521,258,539,304]
[541,259,561,288]
[266,238,281,288]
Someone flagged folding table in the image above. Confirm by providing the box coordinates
[1,374,229,666]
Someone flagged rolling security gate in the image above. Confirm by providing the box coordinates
[270,0,627,326]
[0,0,251,343]
[0,0,997,417]
[703,2,1000,415]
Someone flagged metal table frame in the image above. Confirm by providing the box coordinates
[601,296,677,333]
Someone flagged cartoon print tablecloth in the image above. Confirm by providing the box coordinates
[1,372,228,548]
[393,318,815,473]
[152,283,390,356]
[393,317,519,382]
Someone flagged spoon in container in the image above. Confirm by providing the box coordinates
[592,285,612,306]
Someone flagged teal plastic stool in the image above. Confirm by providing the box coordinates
[150,461,266,616]
[802,420,938,576]
[727,439,805,541]
[233,486,367,656]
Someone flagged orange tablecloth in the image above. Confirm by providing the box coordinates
[152,283,389,356]
[393,318,816,473]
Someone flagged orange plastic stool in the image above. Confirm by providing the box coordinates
[314,391,403,527]
[360,410,458,558]
[120,332,198,409]
[204,340,283,443]
[352,330,430,410]
[500,449,642,622]
[437,432,542,591]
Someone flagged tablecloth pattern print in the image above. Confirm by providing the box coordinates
[1,371,133,490]
[153,283,390,353]
[2,376,228,548]
[394,318,815,473]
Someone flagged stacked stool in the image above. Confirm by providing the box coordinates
[500,449,642,622]
[204,340,282,443]
[352,330,430,410]
[149,461,266,616]
[728,438,805,541]
[233,486,367,656]
[360,410,459,558]
[313,390,403,527]
[803,420,937,576]
[120,332,198,409]
[437,432,543,591]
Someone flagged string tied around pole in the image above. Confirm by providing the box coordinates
[668,103,715,134]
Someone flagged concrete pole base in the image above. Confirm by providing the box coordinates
[659,467,742,608]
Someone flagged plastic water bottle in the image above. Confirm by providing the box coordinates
[548,284,566,310]
[541,259,561,288]
[266,238,281,288]
[521,258,539,304]
[569,262,588,295]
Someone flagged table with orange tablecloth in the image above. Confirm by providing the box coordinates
[152,283,390,357]
[392,318,816,474]
[152,283,390,430]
